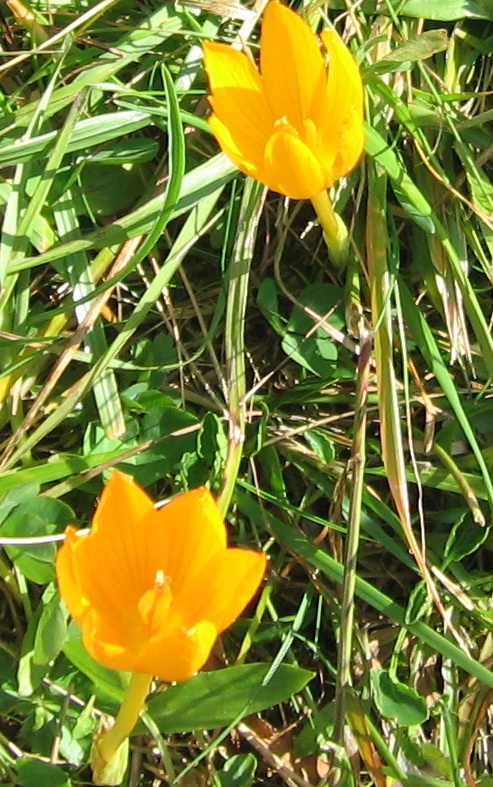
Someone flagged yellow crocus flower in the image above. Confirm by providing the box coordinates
[203,0,364,202]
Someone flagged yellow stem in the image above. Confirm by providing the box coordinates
[98,672,152,764]
[310,190,349,267]
[311,190,339,237]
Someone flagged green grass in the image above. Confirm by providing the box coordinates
[0,0,493,785]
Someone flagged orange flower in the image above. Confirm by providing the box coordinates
[203,0,364,201]
[56,471,266,683]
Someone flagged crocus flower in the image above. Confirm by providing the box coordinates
[56,470,266,683]
[202,0,364,202]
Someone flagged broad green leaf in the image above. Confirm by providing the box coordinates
[421,743,453,779]
[371,29,448,73]
[282,284,343,376]
[146,663,314,733]
[332,0,493,19]
[79,163,142,217]
[371,670,429,726]
[382,29,448,62]
[295,702,335,757]
[33,587,67,665]
[0,482,39,524]
[444,516,489,564]
[256,277,285,335]
[394,0,493,20]
[16,759,71,787]
[1,497,74,584]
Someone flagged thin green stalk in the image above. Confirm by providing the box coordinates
[218,179,265,516]
[332,336,372,782]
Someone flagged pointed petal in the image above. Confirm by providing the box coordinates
[182,548,266,632]
[207,112,264,181]
[203,41,272,176]
[74,533,141,626]
[203,40,262,93]
[84,471,158,602]
[56,526,88,622]
[156,487,227,597]
[93,470,154,536]
[260,0,326,134]
[317,29,364,182]
[263,127,327,199]
[134,621,217,682]
[81,609,137,673]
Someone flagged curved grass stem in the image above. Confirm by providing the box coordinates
[331,336,372,786]
[218,179,266,517]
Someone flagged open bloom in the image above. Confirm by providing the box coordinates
[203,0,364,200]
[56,471,266,682]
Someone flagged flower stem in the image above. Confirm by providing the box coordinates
[310,190,349,267]
[95,672,152,780]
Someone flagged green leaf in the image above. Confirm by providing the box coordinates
[0,111,153,167]
[79,163,142,217]
[146,663,314,733]
[0,482,39,523]
[256,277,284,335]
[394,0,493,20]
[444,515,489,564]
[87,138,159,165]
[421,743,453,779]
[282,284,343,376]
[217,753,257,787]
[371,670,429,726]
[1,497,74,584]
[333,0,493,20]
[371,29,448,73]
[33,587,67,665]
[295,702,335,757]
[304,429,335,464]
[365,125,435,233]
[16,759,71,787]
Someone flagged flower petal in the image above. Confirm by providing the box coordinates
[207,113,264,181]
[75,539,141,633]
[317,29,364,182]
[203,41,272,175]
[134,620,217,682]
[182,548,266,632]
[154,487,227,598]
[92,470,154,536]
[56,473,267,685]
[90,471,157,599]
[260,0,326,135]
[56,526,88,622]
[69,471,158,620]
[203,40,262,92]
[263,126,328,199]
[81,609,136,673]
